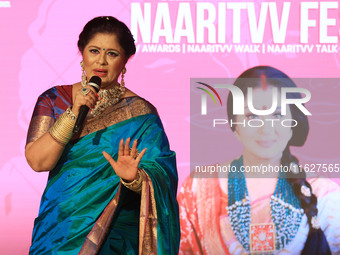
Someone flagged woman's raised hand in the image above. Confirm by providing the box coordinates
[103,138,147,182]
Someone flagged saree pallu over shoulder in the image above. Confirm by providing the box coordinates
[29,108,179,254]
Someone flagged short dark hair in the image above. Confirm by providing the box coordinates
[78,16,136,59]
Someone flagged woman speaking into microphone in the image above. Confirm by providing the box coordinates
[25,16,179,254]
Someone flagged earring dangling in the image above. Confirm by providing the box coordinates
[120,67,126,87]
[80,60,87,87]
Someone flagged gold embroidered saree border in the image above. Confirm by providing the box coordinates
[26,97,157,145]
[139,170,158,255]
[78,170,158,255]
[79,185,122,254]
[77,98,157,139]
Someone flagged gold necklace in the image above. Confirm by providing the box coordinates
[91,83,125,117]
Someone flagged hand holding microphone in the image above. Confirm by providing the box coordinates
[73,76,102,133]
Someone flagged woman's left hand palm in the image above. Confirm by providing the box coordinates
[103,138,146,182]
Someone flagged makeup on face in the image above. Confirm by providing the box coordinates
[82,33,127,88]
[235,86,293,161]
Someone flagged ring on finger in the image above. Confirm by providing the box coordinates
[80,87,91,96]
[129,148,140,159]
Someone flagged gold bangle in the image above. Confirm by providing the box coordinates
[48,107,77,145]
[121,169,143,193]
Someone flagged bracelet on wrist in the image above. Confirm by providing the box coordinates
[48,107,77,145]
[121,169,143,193]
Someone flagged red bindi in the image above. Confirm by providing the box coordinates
[261,74,267,91]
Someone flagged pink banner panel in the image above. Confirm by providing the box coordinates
[0,0,339,254]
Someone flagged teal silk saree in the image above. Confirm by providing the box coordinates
[28,86,180,254]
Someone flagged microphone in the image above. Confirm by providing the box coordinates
[73,76,102,133]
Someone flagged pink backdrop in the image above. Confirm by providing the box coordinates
[0,0,339,253]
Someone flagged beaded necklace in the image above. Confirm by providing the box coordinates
[227,156,304,253]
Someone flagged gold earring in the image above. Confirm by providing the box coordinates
[81,60,87,87]
[121,67,126,87]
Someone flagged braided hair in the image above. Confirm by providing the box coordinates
[227,66,331,254]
